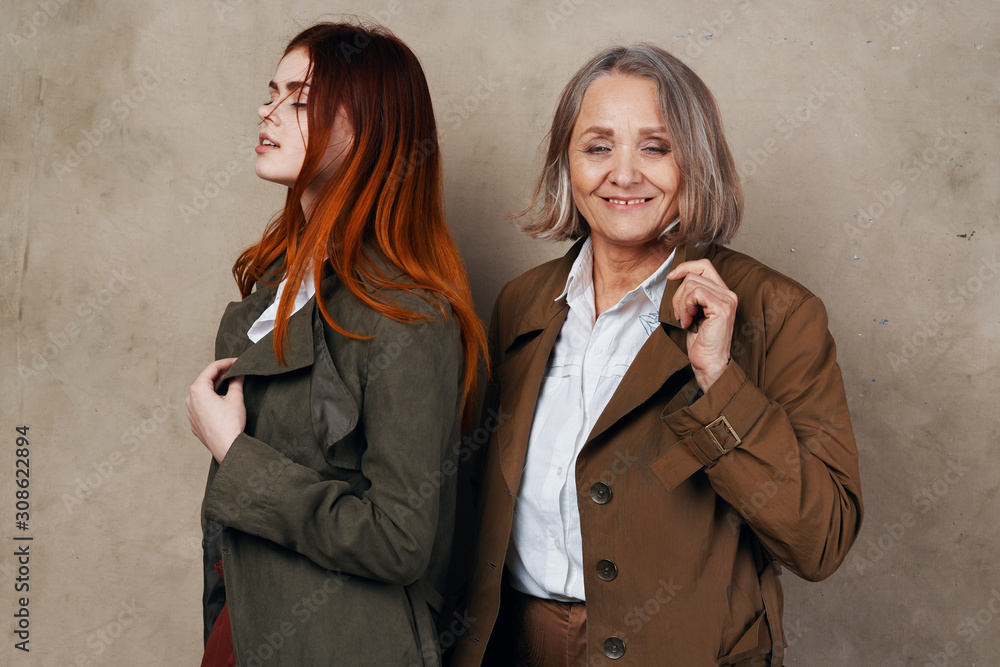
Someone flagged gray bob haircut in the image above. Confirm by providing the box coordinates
[520,43,743,246]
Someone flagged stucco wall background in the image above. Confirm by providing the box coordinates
[1,0,997,664]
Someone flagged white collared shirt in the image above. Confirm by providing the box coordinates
[247,270,316,343]
[507,237,675,601]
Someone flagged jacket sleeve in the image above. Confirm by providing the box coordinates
[202,307,462,586]
[660,294,863,582]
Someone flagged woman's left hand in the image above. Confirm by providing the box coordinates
[667,259,738,391]
[187,358,246,463]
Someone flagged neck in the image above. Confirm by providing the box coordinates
[300,189,318,222]
[591,236,674,317]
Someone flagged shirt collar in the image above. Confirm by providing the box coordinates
[556,237,596,304]
[247,267,317,344]
[555,236,677,311]
[638,246,676,311]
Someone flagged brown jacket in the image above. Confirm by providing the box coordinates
[451,240,863,666]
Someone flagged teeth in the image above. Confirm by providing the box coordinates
[262,140,277,147]
[607,198,647,205]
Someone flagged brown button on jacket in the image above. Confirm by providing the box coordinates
[450,240,863,666]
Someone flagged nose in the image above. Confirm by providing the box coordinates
[258,102,276,124]
[608,148,640,187]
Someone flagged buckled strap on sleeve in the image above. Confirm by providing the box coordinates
[679,375,769,466]
[651,372,771,491]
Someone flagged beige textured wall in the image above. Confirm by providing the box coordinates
[2,0,997,664]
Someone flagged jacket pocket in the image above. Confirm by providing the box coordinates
[310,314,361,468]
[718,611,772,665]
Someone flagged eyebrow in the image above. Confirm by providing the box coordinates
[578,125,669,137]
[268,80,310,93]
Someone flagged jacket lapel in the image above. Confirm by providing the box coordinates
[586,243,711,444]
[219,250,400,382]
[222,288,317,380]
[496,243,581,496]
[497,307,568,496]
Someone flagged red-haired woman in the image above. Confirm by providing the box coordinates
[186,22,484,666]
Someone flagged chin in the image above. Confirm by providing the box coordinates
[255,170,287,187]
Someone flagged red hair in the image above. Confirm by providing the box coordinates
[233,22,485,422]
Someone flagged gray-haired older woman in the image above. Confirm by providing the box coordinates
[451,44,862,666]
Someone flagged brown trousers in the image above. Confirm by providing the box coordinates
[510,590,588,667]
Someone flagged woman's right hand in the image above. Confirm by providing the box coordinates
[667,259,738,392]
[187,358,246,463]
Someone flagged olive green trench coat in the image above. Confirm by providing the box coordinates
[201,260,463,666]
[451,241,863,666]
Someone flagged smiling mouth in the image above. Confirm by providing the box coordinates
[603,197,653,205]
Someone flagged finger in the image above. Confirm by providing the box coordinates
[225,376,245,402]
[672,284,693,328]
[674,271,727,305]
[667,259,726,288]
[209,357,238,380]
[192,362,220,387]
[672,277,717,327]
[192,358,238,390]
[674,281,735,329]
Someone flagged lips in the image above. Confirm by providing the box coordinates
[602,196,653,205]
[256,133,280,155]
